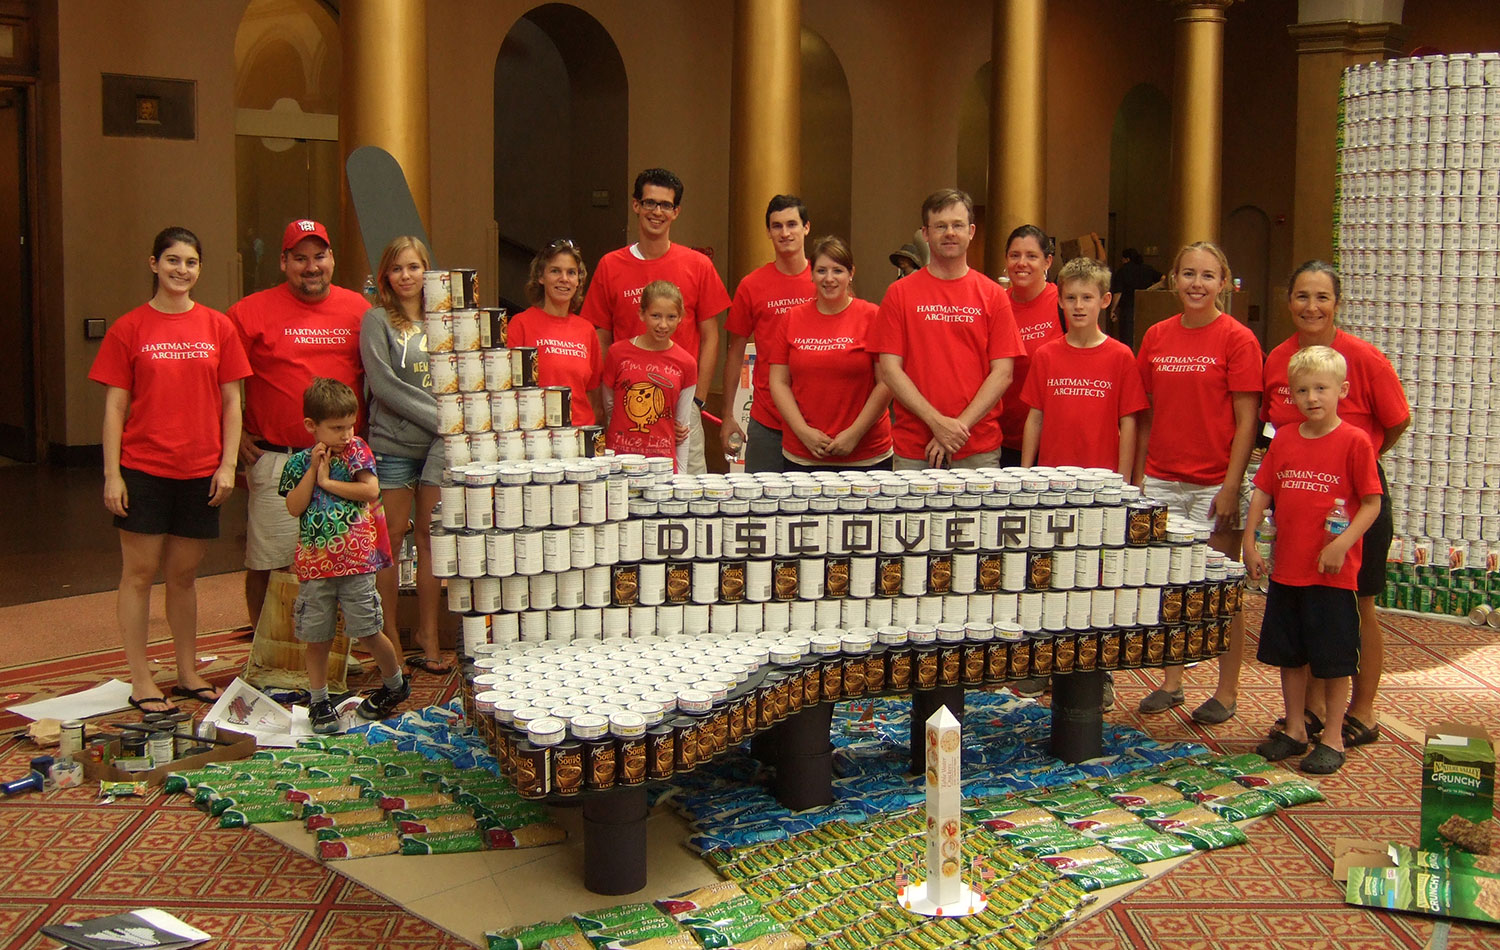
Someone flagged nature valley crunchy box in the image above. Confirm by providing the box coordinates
[1345,858,1500,925]
[1421,722,1495,855]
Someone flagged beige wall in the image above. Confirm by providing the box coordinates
[47,0,246,447]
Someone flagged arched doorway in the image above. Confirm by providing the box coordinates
[233,0,341,298]
[494,4,627,313]
[1108,83,1171,273]
[800,27,852,246]
[1223,204,1272,345]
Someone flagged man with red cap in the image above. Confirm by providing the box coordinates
[230,219,370,628]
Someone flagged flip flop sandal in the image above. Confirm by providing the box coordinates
[170,684,222,703]
[128,694,180,715]
[1270,710,1324,739]
[1299,742,1347,775]
[1254,730,1309,762]
[1342,714,1381,747]
[408,656,454,675]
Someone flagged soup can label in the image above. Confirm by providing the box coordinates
[480,307,508,348]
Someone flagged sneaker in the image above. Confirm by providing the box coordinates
[1101,673,1116,713]
[309,699,340,734]
[1012,677,1049,698]
[356,678,411,721]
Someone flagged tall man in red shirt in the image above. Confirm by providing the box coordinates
[719,194,814,472]
[582,168,731,474]
[870,189,1025,469]
[231,220,370,628]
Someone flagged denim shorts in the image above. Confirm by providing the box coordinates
[375,449,443,490]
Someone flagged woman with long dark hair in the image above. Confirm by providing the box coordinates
[89,226,251,712]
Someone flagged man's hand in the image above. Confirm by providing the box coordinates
[1210,485,1241,533]
[924,438,949,468]
[826,428,860,457]
[719,417,745,457]
[926,414,970,455]
[238,431,264,468]
[208,463,235,507]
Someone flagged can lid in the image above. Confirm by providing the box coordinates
[610,711,648,737]
[527,717,566,745]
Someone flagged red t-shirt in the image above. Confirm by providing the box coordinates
[507,307,604,426]
[580,243,731,366]
[1137,313,1264,485]
[1261,329,1409,456]
[88,302,253,479]
[868,268,1025,459]
[1020,336,1148,473]
[602,340,698,467]
[999,282,1063,450]
[229,284,368,448]
[1252,421,1381,589]
[725,261,814,428]
[761,299,892,463]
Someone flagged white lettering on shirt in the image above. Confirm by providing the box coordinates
[1021,325,1054,341]
[285,327,354,346]
[141,341,216,360]
[915,304,981,324]
[766,296,812,313]
[792,335,857,353]
[1048,376,1115,399]
[1152,355,1217,373]
[1278,467,1339,493]
[535,337,590,360]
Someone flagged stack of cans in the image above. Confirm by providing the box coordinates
[1335,53,1500,604]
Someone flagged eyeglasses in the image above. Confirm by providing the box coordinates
[638,198,677,213]
[926,222,970,234]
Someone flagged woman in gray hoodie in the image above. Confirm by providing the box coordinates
[360,235,448,674]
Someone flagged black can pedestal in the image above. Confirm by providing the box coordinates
[1050,670,1104,763]
[771,702,834,810]
[909,685,964,774]
[582,784,649,895]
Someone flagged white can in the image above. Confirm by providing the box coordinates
[1138,587,1161,625]
[456,350,486,392]
[513,529,543,575]
[745,559,773,602]
[542,528,571,573]
[522,428,553,461]
[462,392,492,433]
[430,352,458,394]
[1113,587,1138,626]
[529,572,558,609]
[425,312,453,352]
[593,521,620,565]
[1052,548,1076,590]
[484,348,512,391]
[447,577,473,613]
[522,483,552,528]
[469,432,499,464]
[452,310,482,351]
[423,271,452,313]
[439,481,467,529]
[517,388,545,430]
[442,433,471,468]
[460,614,490,655]
[473,576,502,613]
[583,566,610,608]
[569,526,596,570]
[430,529,458,576]
[437,394,464,434]
[490,390,519,432]
[456,530,486,578]
[849,557,877,598]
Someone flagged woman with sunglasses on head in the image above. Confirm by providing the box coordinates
[361,235,447,675]
[996,224,1064,467]
[89,226,251,713]
[509,240,605,426]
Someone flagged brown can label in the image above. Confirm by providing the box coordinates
[986,641,1009,682]
[888,652,913,690]
[803,666,822,705]
[1161,585,1184,623]
[553,745,583,796]
[866,653,887,692]
[877,555,904,597]
[1032,639,1054,677]
[585,741,616,790]
[1186,623,1205,659]
[1205,581,1222,619]
[1166,625,1187,663]
[962,644,986,685]
[825,557,850,598]
[773,558,800,602]
[939,645,962,686]
[1150,503,1169,542]
[843,657,867,696]
[915,650,939,689]
[1098,630,1121,670]
[1145,627,1167,665]
[1123,628,1144,668]
[1026,550,1053,591]
[978,553,1002,592]
[1054,634,1076,674]
[611,563,639,607]
[928,555,953,594]
[648,730,675,779]
[666,561,691,604]
[1127,504,1152,546]
[720,560,747,603]
[1184,584,1205,621]
[822,661,844,701]
[1076,632,1098,671]
[1009,642,1032,679]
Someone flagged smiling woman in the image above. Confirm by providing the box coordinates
[86,226,252,714]
[506,239,604,428]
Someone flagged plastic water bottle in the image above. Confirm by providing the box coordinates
[1253,514,1276,591]
[1324,498,1351,545]
[362,274,377,303]
[725,429,745,466]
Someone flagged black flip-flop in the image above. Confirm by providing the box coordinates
[170,684,222,703]
[1342,714,1381,747]
[408,656,453,675]
[1255,730,1309,762]
[1299,742,1347,775]
[128,694,180,715]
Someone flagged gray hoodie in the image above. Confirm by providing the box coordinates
[360,308,441,459]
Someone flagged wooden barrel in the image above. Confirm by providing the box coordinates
[243,570,354,693]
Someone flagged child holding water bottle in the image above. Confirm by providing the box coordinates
[1243,346,1381,774]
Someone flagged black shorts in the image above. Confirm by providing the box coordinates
[1356,464,1392,599]
[1257,580,1361,679]
[113,466,221,539]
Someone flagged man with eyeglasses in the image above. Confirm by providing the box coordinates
[582,168,730,474]
[870,189,1024,470]
[719,194,815,472]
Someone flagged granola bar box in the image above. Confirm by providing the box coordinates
[1420,722,1495,854]
[1344,851,1500,925]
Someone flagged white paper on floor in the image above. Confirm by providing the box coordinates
[6,679,134,721]
[204,678,362,747]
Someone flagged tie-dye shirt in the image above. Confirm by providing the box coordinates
[278,436,393,580]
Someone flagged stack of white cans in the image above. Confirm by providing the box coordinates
[1335,53,1500,569]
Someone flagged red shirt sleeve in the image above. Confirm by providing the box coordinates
[216,312,253,383]
[868,283,907,357]
[1019,345,1046,409]
[1349,432,1382,500]
[726,278,755,338]
[1116,346,1150,417]
[1361,344,1410,432]
[1136,327,1157,397]
[1226,323,1264,393]
[760,308,792,366]
[89,318,136,390]
[697,258,731,323]
[985,286,1025,361]
[580,256,614,331]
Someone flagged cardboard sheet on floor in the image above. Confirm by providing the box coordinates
[6,678,133,721]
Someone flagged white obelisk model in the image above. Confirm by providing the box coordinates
[899,704,986,916]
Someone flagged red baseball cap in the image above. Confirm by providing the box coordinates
[282,219,331,252]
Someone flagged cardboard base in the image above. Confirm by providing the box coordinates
[897,880,988,917]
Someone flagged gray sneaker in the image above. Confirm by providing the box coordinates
[309,699,340,734]
[1012,677,1049,698]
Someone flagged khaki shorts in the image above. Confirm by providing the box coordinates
[1142,474,1251,529]
[684,413,707,475]
[245,451,299,571]
[894,450,1000,472]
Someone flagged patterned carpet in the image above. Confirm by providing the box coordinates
[2,602,1498,950]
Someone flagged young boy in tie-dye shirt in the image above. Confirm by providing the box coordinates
[281,378,407,733]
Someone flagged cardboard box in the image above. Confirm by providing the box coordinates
[1336,839,1500,925]
[82,728,257,786]
[1421,722,1495,854]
